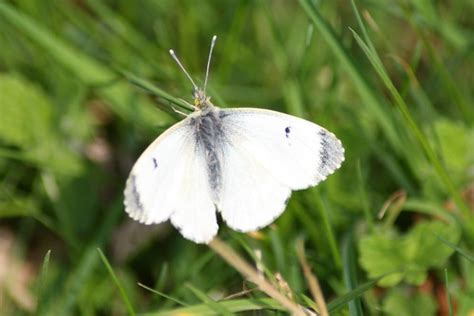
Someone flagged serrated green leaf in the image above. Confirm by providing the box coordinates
[359,220,461,286]
[433,119,474,182]
[0,74,83,176]
[0,74,53,147]
[382,288,437,316]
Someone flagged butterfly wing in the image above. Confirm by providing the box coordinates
[124,120,218,243]
[216,108,344,231]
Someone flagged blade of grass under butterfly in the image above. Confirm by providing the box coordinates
[143,298,285,316]
[97,248,136,316]
[435,235,474,263]
[137,283,188,307]
[296,238,328,316]
[185,283,233,316]
[342,232,364,316]
[41,201,123,315]
[444,269,453,316]
[327,275,385,313]
[312,190,341,269]
[35,250,51,314]
[208,237,306,315]
[356,160,373,232]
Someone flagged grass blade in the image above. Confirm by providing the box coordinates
[185,283,233,316]
[0,2,169,128]
[208,237,306,315]
[143,298,284,316]
[35,249,51,314]
[137,283,188,307]
[97,248,136,316]
[121,70,193,112]
[298,0,401,152]
[444,269,453,316]
[295,238,328,316]
[348,2,471,223]
[42,201,123,315]
[342,232,364,316]
[328,275,384,313]
[435,235,474,263]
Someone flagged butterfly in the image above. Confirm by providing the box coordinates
[124,36,344,243]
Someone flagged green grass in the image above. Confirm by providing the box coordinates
[0,0,473,315]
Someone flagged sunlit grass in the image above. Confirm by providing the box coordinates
[0,0,472,315]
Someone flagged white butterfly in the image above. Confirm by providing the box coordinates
[124,36,344,243]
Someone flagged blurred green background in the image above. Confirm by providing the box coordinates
[0,0,473,315]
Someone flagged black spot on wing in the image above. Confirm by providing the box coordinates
[285,126,291,138]
[152,158,158,169]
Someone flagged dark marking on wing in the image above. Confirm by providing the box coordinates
[128,175,145,213]
[318,129,345,177]
[152,158,158,169]
[319,130,330,171]
[218,111,231,119]
[285,126,291,138]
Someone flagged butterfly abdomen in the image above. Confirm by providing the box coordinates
[190,107,225,198]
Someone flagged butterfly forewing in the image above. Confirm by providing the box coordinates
[219,108,345,190]
[124,120,217,243]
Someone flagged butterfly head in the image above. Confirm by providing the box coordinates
[192,87,212,109]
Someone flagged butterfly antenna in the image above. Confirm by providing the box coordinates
[169,49,198,91]
[203,35,217,93]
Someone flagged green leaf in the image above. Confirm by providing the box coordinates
[382,287,437,316]
[0,2,170,128]
[432,119,474,183]
[0,74,83,176]
[0,74,53,147]
[359,220,461,286]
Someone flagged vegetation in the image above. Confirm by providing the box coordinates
[0,0,473,315]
